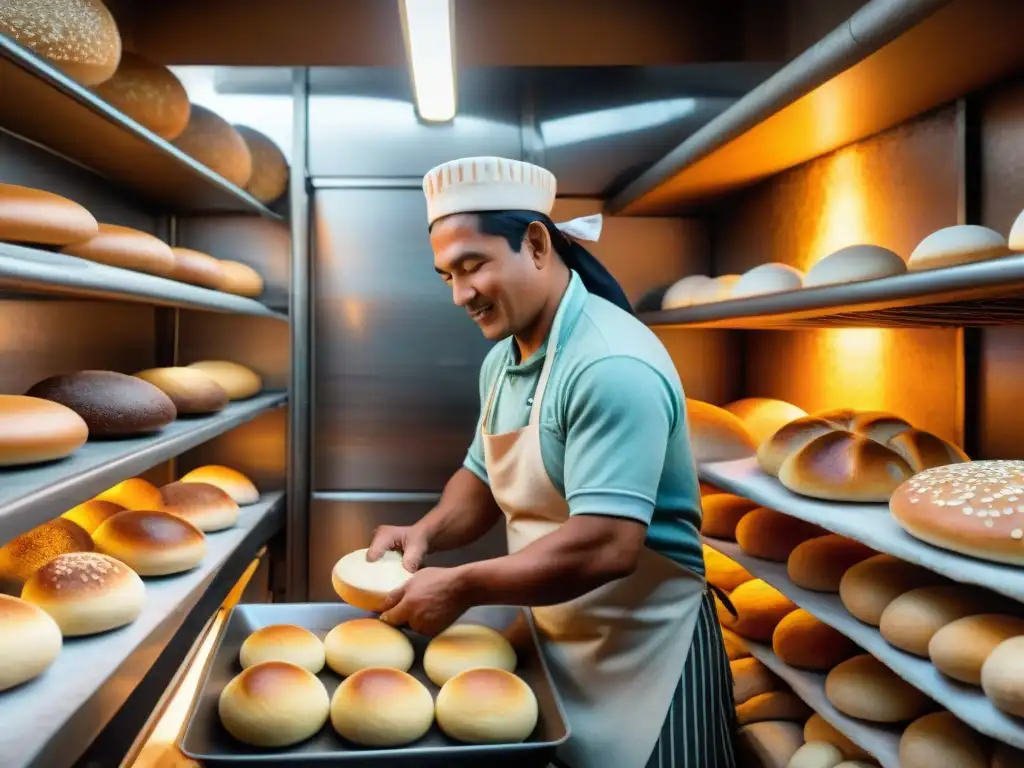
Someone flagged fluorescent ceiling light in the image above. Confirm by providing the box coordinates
[400,0,457,123]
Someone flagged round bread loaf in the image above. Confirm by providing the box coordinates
[0,594,62,691]
[731,657,781,705]
[804,714,872,761]
[324,617,414,676]
[909,225,1009,271]
[825,654,932,722]
[773,609,860,671]
[787,741,844,768]
[0,519,94,594]
[26,370,177,436]
[692,274,741,304]
[235,125,289,204]
[993,744,1024,768]
[332,548,413,612]
[0,183,99,245]
[424,623,518,686]
[661,275,711,309]
[168,247,226,289]
[928,613,1024,685]
[60,223,175,276]
[93,52,190,139]
[159,481,238,532]
[700,493,758,540]
[723,397,808,446]
[134,367,229,415]
[173,106,253,188]
[898,711,988,768]
[703,545,753,591]
[21,552,144,636]
[329,667,434,747]
[0,0,121,85]
[239,624,325,673]
[62,499,124,534]
[725,579,798,641]
[779,431,913,502]
[94,477,164,511]
[186,361,262,400]
[736,508,827,562]
[93,510,205,576]
[839,554,946,626]
[0,395,89,467]
[217,260,265,298]
[757,417,837,477]
[886,429,968,473]
[890,460,1024,565]
[733,263,804,299]
[738,721,804,768]
[736,691,811,725]
[219,660,329,747]
[804,244,906,288]
[879,584,992,657]
[981,636,1024,717]
[787,535,876,593]
[436,668,539,744]
[722,627,748,660]
[686,399,757,463]
[179,465,259,505]
[1011,207,1024,252]
[844,411,913,443]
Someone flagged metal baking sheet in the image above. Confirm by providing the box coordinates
[180,603,570,767]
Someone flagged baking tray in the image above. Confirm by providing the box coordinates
[180,603,570,767]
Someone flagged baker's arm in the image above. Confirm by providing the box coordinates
[414,467,503,551]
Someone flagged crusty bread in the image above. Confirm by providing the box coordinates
[981,636,1024,717]
[179,465,259,505]
[723,397,808,446]
[731,657,781,705]
[735,691,811,726]
[686,399,757,463]
[0,395,89,467]
[61,223,175,276]
[0,519,94,594]
[825,654,933,723]
[235,125,289,204]
[324,618,414,677]
[898,711,988,768]
[159,481,239,532]
[94,478,164,511]
[700,493,759,540]
[778,431,913,502]
[168,247,226,290]
[219,661,329,747]
[332,548,413,612]
[0,594,62,692]
[703,545,753,591]
[928,614,1024,685]
[92,510,206,576]
[134,367,229,415]
[787,535,876,593]
[0,183,98,245]
[773,609,860,671]
[435,668,538,744]
[217,260,265,298]
[93,52,190,139]
[839,554,947,626]
[757,417,837,477]
[423,623,517,686]
[735,507,827,562]
[173,106,253,188]
[61,499,124,534]
[804,244,906,288]
[724,579,798,641]
[239,624,325,673]
[186,361,262,401]
[329,667,434,747]
[909,225,1009,272]
[886,428,968,473]
[878,584,994,657]
[812,409,912,443]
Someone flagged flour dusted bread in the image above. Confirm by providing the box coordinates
[95,478,164,511]
[173,106,253,188]
[0,595,62,692]
[686,399,757,463]
[661,275,711,309]
[878,584,995,657]
[324,618,414,676]
[0,395,89,467]
[168,247,226,289]
[804,714,872,761]
[93,52,190,139]
[981,636,1024,717]
[825,654,933,722]
[332,548,413,612]
[187,361,262,400]
[330,667,434,747]
[909,225,1009,271]
[61,499,123,534]
[779,431,913,502]
[736,507,827,561]
[839,554,947,626]
[724,397,808,445]
[423,622,517,686]
[733,263,804,298]
[235,125,289,204]
[738,721,804,768]
[436,668,538,744]
[886,429,968,473]
[731,657,781,705]
[219,661,329,747]
[773,610,860,671]
[93,510,205,576]
[757,417,837,477]
[180,465,259,505]
[159,481,239,532]
[725,579,798,641]
[134,367,229,415]
[0,183,98,245]
[61,223,176,276]
[928,613,1024,685]
[700,493,758,539]
[0,518,93,594]
[239,624,325,673]
[703,545,753,591]
[898,711,988,768]
[804,244,906,287]
[218,261,265,298]
[787,535,876,593]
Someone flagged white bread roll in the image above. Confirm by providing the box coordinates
[731,657,781,705]
[93,510,206,576]
[329,667,434,747]
[804,714,872,761]
[21,552,144,636]
[235,125,289,204]
[787,535,876,593]
[0,594,62,691]
[757,417,837,477]
[62,499,124,534]
[700,493,759,540]
[804,244,906,288]
[839,554,946,626]
[739,721,804,768]
[217,261,265,298]
[186,361,262,401]
[724,397,808,446]
[928,613,1024,685]
[878,584,993,657]
[1010,208,1024,252]
[168,247,226,290]
[0,395,89,467]
[61,223,175,276]
[423,623,517,686]
[662,275,711,309]
[0,519,94,594]
[332,548,413,612]
[722,627,748,660]
[239,624,325,673]
[179,465,259,506]
[724,579,798,641]
[886,429,968,473]
[733,263,804,298]
[773,609,860,671]
[981,636,1024,717]
[158,481,238,532]
[219,660,329,747]
[686,399,757,463]
[735,507,827,562]
[0,183,98,245]
[436,668,538,744]
[703,545,753,591]
[890,460,1024,565]
[134,367,229,415]
[0,0,121,85]
[898,711,988,768]
[95,477,164,511]
[173,106,253,188]
[787,742,844,768]
[779,431,913,502]
[909,225,1009,272]
[736,691,812,725]
[825,654,932,722]
[692,274,741,304]
[93,52,190,139]
[323,617,414,676]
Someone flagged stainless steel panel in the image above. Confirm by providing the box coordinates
[176,312,290,391]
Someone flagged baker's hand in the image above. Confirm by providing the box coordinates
[378,566,470,637]
[366,524,430,572]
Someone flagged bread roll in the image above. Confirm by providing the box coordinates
[928,613,1024,685]
[1010,207,1024,252]
[981,636,1024,717]
[686,399,757,463]
[436,668,539,744]
[179,465,259,505]
[324,617,414,676]
[332,548,413,612]
[0,395,89,467]
[329,667,434,747]
[186,361,262,400]
[173,106,253,188]
[423,623,517,686]
[909,225,1009,271]
[898,711,988,768]
[61,499,123,534]
[722,627,749,660]
[736,508,827,562]
[0,183,98,247]
[0,594,62,691]
[736,691,812,725]
[134,367,228,415]
[93,52,190,139]
[844,411,913,443]
[158,481,239,533]
[61,223,175,276]
[701,493,759,540]
[217,260,265,298]
[724,398,808,446]
[787,741,844,768]
[703,545,753,591]
[239,624,325,673]
[26,370,177,436]
[879,584,993,657]
[993,744,1024,768]
[725,579,798,641]
[94,478,164,511]
[738,721,804,768]
[733,263,804,298]
[773,610,860,671]
[732,657,781,705]
[0,0,121,85]
[219,660,329,747]
[21,552,144,636]
[0,519,93,594]
[692,274,741,304]
[168,247,226,290]
[825,654,933,722]
[803,714,872,761]
[787,535,876,593]
[889,460,1024,565]
[758,418,837,477]
[235,125,289,204]
[839,554,946,626]
[804,244,906,288]
[662,275,711,309]
[886,429,968,473]
[93,510,205,576]
[779,431,913,502]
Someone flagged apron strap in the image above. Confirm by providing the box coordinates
[707,582,739,619]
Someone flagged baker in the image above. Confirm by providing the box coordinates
[368,156,736,768]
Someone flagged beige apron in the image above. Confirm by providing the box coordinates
[481,305,706,768]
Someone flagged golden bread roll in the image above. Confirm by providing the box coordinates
[773,609,860,671]
[731,656,781,705]
[21,552,144,636]
[889,460,1024,565]
[179,465,259,506]
[239,624,325,673]
[0,519,93,594]
[722,627,748,660]
[423,623,517,686]
[703,545,753,591]
[436,668,539,744]
[804,244,906,287]
[700,493,758,539]
[0,0,121,85]
[825,654,933,723]
[331,548,413,612]
[787,535,877,593]
[217,260,265,298]
[329,667,434,747]
[736,691,812,725]
[218,661,329,747]
[803,714,872,761]
[886,429,968,473]
[738,721,804,768]
[168,247,226,289]
[186,361,262,400]
[757,417,837,477]
[173,106,253,188]
[981,636,1024,717]
[732,263,805,299]
[909,224,1009,271]
[725,579,798,641]
[158,481,239,532]
[779,431,913,502]
[134,367,229,415]
[93,510,205,576]
[0,594,62,691]
[736,508,827,562]
[685,399,757,463]
[93,52,190,139]
[928,613,1024,685]
[839,554,946,626]
[844,411,913,443]
[61,499,124,534]
[95,478,164,511]
[235,125,289,204]
[324,617,414,676]
[0,395,89,467]
[61,223,175,276]
[0,183,98,245]
[26,370,177,436]
[722,397,808,445]
[898,711,988,768]
[879,584,994,657]
[787,741,845,768]
[993,744,1024,768]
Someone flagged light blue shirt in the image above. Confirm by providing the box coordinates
[464,271,704,576]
